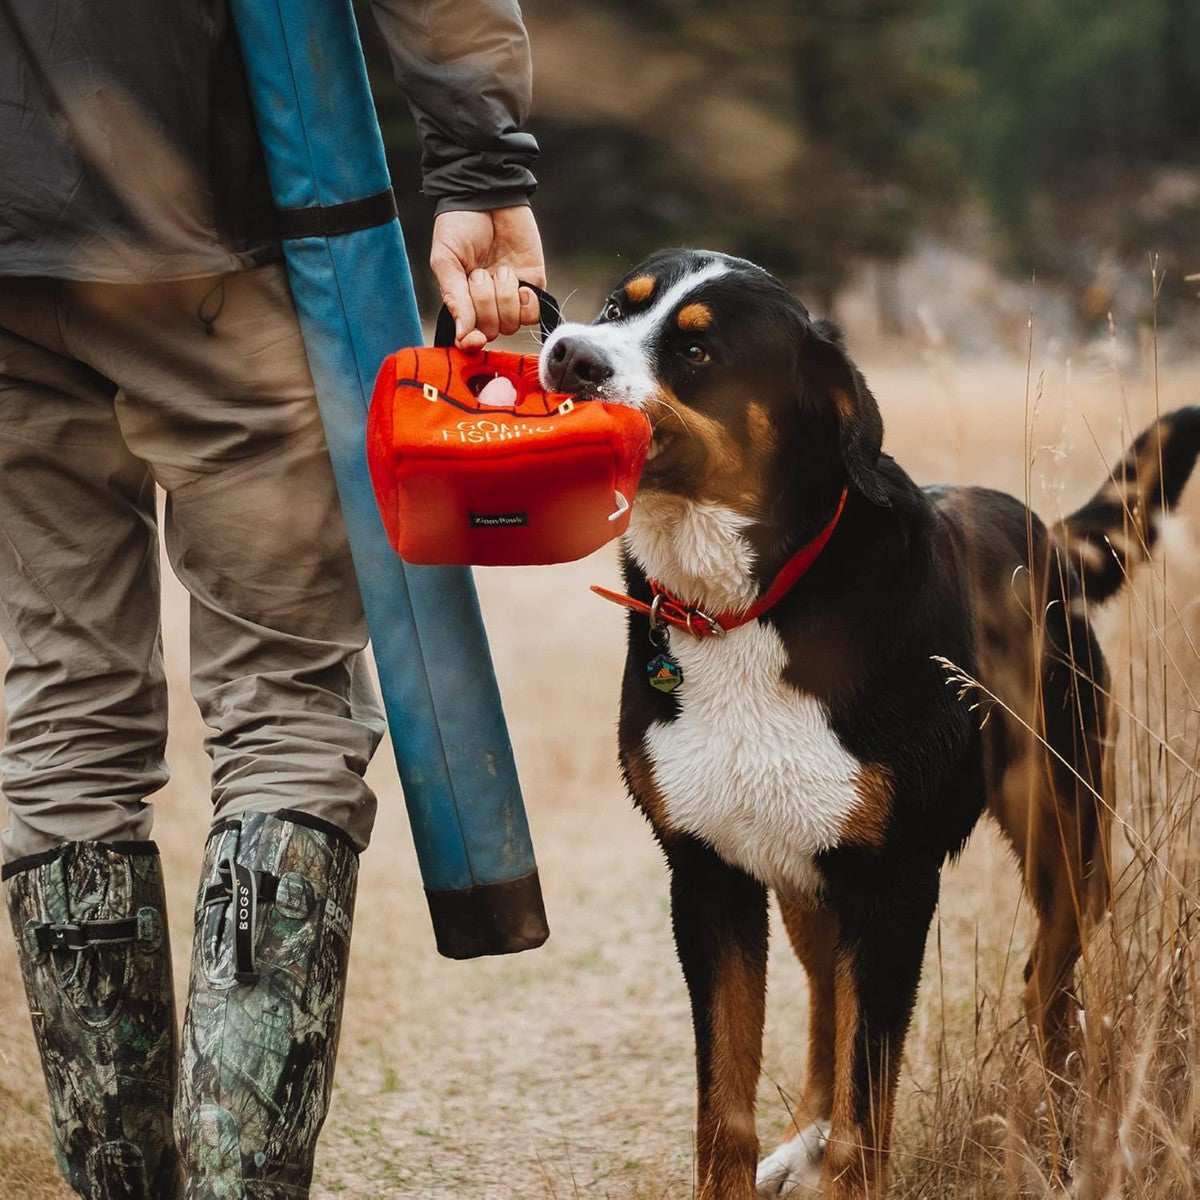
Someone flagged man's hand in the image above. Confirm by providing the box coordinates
[430,206,546,351]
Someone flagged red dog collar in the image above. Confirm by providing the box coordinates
[593,486,848,639]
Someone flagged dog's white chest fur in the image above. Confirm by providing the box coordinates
[643,621,862,895]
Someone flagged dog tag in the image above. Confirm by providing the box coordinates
[647,652,683,693]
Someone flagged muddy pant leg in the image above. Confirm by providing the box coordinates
[163,414,383,849]
[0,287,169,860]
[176,810,358,1199]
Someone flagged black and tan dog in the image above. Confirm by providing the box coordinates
[539,249,1200,1199]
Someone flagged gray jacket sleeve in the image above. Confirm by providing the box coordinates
[367,0,538,213]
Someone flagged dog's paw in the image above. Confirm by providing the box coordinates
[755,1120,828,1196]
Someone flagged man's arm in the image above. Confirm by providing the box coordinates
[368,0,545,348]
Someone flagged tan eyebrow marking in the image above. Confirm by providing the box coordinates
[624,275,657,303]
[677,302,713,331]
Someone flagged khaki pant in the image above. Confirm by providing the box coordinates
[0,264,384,861]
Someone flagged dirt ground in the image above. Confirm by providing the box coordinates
[2,345,1198,1198]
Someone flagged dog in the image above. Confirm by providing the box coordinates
[538,248,1200,1199]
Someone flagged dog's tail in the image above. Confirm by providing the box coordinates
[1052,406,1200,605]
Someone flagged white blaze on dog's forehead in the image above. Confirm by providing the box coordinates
[617,259,731,348]
[538,259,730,405]
[628,258,730,325]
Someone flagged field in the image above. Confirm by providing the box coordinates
[2,336,1198,1198]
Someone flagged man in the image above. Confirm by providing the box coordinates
[0,1,545,1196]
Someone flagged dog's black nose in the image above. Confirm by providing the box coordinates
[545,335,615,394]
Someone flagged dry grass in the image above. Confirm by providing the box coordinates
[1,332,1198,1197]
[877,313,1200,1200]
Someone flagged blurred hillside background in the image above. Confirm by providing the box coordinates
[360,0,1199,359]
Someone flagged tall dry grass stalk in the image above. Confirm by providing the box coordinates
[887,284,1200,1200]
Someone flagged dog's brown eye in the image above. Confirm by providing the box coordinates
[684,343,710,364]
[602,300,622,322]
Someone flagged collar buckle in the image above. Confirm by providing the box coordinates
[649,591,725,639]
[687,608,725,638]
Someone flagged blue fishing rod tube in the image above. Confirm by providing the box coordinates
[228,0,548,959]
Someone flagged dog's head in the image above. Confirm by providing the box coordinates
[540,249,889,525]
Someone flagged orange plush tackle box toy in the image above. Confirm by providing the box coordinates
[367,288,652,566]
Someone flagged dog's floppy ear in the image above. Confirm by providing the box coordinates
[802,318,891,507]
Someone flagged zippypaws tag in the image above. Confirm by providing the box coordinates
[647,651,683,693]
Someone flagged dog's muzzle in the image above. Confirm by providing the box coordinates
[542,333,614,396]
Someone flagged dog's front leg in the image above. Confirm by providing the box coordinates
[822,880,939,1200]
[667,835,769,1200]
[756,899,838,1196]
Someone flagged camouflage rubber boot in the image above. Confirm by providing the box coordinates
[176,809,359,1200]
[3,840,182,1199]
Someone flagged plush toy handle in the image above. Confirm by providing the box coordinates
[434,282,563,349]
